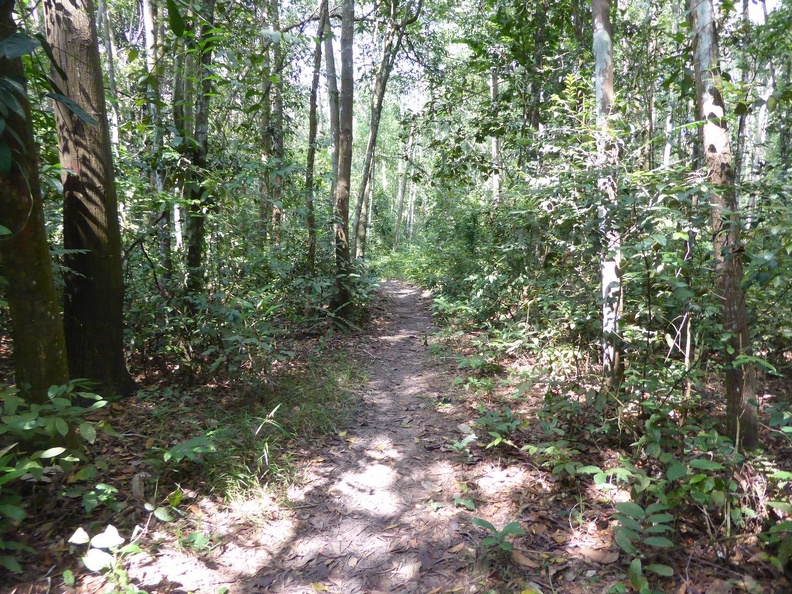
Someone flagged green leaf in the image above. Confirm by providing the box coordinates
[614,502,645,520]
[688,458,724,471]
[629,558,646,590]
[39,447,66,459]
[0,142,12,176]
[55,417,69,437]
[471,517,497,533]
[0,32,40,59]
[666,462,687,481]
[166,0,186,37]
[79,422,97,444]
[0,554,22,573]
[644,536,674,548]
[153,506,174,522]
[646,563,674,577]
[63,569,75,586]
[501,521,525,537]
[0,504,25,521]
[615,529,638,555]
[46,92,98,126]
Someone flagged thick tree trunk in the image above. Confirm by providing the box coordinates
[324,13,340,217]
[96,0,119,146]
[593,0,621,389]
[44,0,136,395]
[330,0,354,320]
[305,0,327,272]
[0,0,70,404]
[688,0,758,449]
[269,0,284,244]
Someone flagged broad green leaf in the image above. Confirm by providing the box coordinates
[615,529,638,555]
[646,563,674,577]
[666,462,687,481]
[629,558,646,590]
[79,422,97,443]
[0,554,22,573]
[471,517,497,533]
[614,502,645,520]
[39,447,66,459]
[46,92,98,126]
[644,536,674,548]
[688,458,724,471]
[166,0,186,37]
[153,506,174,522]
[0,504,25,521]
[55,417,69,437]
[0,32,40,59]
[501,521,525,537]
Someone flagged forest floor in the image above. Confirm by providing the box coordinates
[5,280,790,593]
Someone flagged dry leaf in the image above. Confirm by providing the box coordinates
[577,547,619,564]
[511,549,540,569]
[447,542,465,554]
[309,583,328,592]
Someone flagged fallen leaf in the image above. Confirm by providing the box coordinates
[310,583,328,592]
[577,547,619,564]
[447,542,465,554]
[521,585,545,594]
[511,549,540,569]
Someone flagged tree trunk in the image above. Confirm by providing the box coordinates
[96,0,119,146]
[324,12,340,217]
[393,121,415,251]
[688,0,758,449]
[269,0,284,244]
[185,0,216,293]
[593,0,621,389]
[330,0,354,320]
[490,66,500,208]
[44,0,136,395]
[0,0,70,404]
[305,0,327,272]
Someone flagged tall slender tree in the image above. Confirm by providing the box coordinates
[687,0,758,449]
[331,0,354,319]
[0,0,70,404]
[44,0,136,395]
[593,0,621,388]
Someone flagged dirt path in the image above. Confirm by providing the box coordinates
[127,280,498,593]
[241,280,479,593]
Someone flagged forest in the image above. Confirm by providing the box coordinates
[1,0,792,591]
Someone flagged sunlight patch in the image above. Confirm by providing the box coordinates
[330,463,402,516]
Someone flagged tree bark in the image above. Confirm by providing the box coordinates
[269,0,284,244]
[330,0,354,320]
[44,0,136,395]
[352,0,422,258]
[185,0,216,293]
[0,0,70,404]
[305,0,327,272]
[593,0,621,389]
[393,120,415,251]
[324,12,340,215]
[688,0,758,449]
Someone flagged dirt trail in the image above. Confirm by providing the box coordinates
[129,280,497,593]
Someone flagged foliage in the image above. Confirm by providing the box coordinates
[471,517,525,554]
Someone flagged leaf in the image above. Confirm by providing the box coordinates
[46,92,98,126]
[68,527,90,545]
[471,517,497,533]
[63,569,75,586]
[0,143,11,176]
[310,583,328,592]
[511,549,540,568]
[166,0,186,37]
[646,563,674,577]
[82,548,114,572]
[0,32,40,59]
[615,529,638,555]
[614,502,645,520]
[577,547,619,564]
[629,558,647,590]
[666,462,687,481]
[644,536,674,548]
[39,447,66,459]
[501,521,526,537]
[0,504,25,521]
[688,458,724,471]
[79,422,97,443]
[0,554,22,573]
[153,506,174,522]
[55,417,69,437]
[90,525,124,549]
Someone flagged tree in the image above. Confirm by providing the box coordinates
[352,0,422,259]
[44,0,136,395]
[0,0,69,404]
[331,0,354,319]
[593,0,621,389]
[687,0,758,449]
